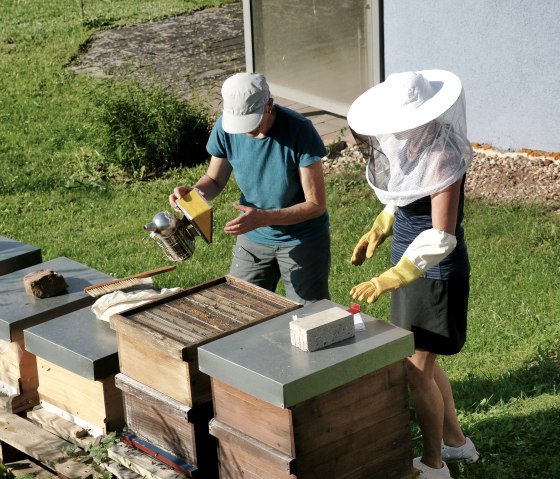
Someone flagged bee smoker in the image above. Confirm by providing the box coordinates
[144,211,197,262]
[144,189,213,263]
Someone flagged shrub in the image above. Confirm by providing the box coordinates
[95,80,213,178]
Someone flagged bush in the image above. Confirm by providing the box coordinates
[95,80,213,178]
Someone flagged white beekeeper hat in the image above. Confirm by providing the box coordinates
[221,72,270,134]
[347,69,463,135]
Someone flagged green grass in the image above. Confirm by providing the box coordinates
[1,2,559,479]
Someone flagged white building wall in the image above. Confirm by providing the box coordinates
[383,0,560,152]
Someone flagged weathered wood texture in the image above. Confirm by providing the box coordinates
[5,459,57,479]
[210,361,413,479]
[0,411,95,479]
[27,407,99,449]
[110,276,299,407]
[36,357,124,434]
[0,337,39,413]
[116,373,217,477]
[109,442,188,479]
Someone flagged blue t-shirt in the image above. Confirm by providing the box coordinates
[391,176,470,280]
[206,105,329,245]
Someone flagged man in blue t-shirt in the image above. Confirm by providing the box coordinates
[169,72,330,304]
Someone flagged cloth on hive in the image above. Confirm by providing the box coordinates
[92,287,182,322]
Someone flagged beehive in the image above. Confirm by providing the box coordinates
[0,257,112,413]
[199,299,416,479]
[110,275,300,477]
[24,307,123,436]
[0,236,42,277]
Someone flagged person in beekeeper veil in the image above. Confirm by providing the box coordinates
[347,70,479,479]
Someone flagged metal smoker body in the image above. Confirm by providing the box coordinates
[144,189,213,263]
[144,211,197,262]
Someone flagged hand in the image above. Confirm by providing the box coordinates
[224,204,267,235]
[169,186,192,211]
[350,279,383,304]
[350,257,422,304]
[351,209,395,266]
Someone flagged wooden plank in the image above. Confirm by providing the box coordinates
[295,410,412,478]
[108,442,187,479]
[110,313,187,361]
[5,459,57,479]
[116,373,216,472]
[36,357,124,433]
[122,391,197,466]
[115,374,192,420]
[27,407,100,450]
[211,379,294,457]
[102,459,145,479]
[295,382,408,456]
[209,419,295,479]
[212,283,292,316]
[0,411,95,479]
[116,334,211,407]
[0,337,39,413]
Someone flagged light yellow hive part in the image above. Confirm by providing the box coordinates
[176,189,213,243]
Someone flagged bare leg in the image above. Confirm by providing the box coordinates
[434,361,467,448]
[406,350,444,469]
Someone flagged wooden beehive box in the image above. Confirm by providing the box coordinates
[0,236,42,276]
[24,307,123,436]
[116,373,217,478]
[199,299,416,479]
[109,275,300,408]
[0,257,113,413]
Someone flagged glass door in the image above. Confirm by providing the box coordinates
[243,0,381,116]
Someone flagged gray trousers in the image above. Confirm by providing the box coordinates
[229,233,331,305]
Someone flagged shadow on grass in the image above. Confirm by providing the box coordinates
[451,345,559,411]
[447,407,560,479]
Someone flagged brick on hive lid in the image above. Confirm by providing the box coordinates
[290,306,355,352]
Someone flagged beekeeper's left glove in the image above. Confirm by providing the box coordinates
[350,228,457,304]
[351,203,397,266]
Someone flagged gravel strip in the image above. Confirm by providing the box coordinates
[324,145,560,211]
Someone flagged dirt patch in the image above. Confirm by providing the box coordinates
[70,3,245,107]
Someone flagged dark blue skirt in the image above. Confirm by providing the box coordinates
[390,276,469,355]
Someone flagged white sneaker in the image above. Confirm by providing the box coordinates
[413,457,452,478]
[441,437,480,463]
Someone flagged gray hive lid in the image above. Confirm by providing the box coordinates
[24,307,118,381]
[0,257,113,341]
[198,299,414,408]
[0,236,42,276]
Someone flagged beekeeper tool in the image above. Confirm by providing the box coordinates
[144,189,212,262]
[83,265,176,298]
[144,211,197,262]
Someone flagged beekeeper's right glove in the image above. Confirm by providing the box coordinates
[351,203,398,266]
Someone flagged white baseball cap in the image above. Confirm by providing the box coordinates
[221,73,270,134]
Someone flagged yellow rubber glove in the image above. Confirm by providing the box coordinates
[351,209,395,266]
[350,257,422,304]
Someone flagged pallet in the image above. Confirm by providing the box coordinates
[0,408,152,479]
[0,411,96,478]
[108,442,188,479]
[5,459,57,479]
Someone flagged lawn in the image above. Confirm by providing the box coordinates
[1,1,559,478]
